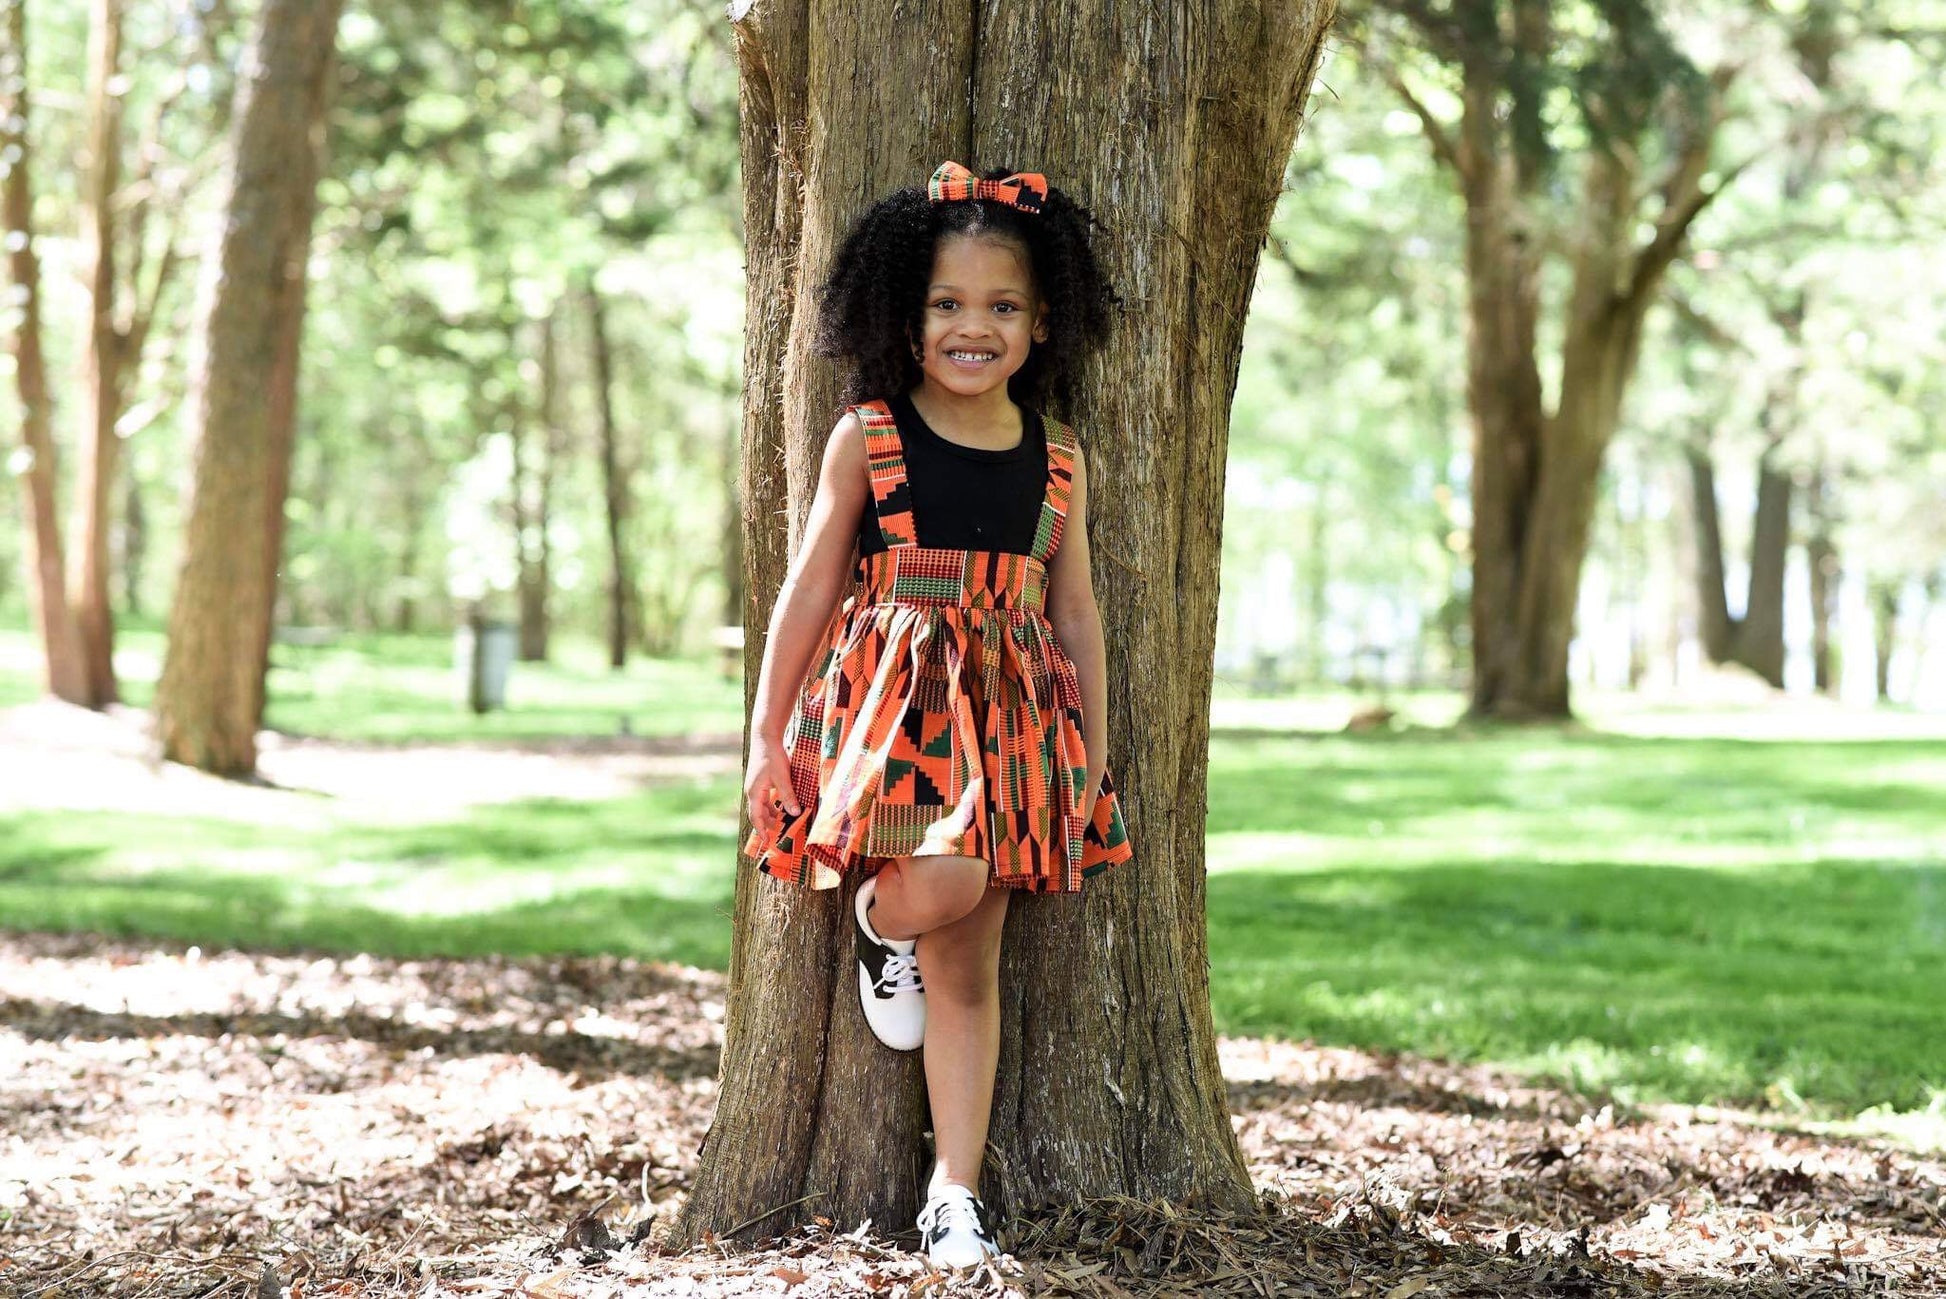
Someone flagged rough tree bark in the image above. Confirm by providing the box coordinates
[154,0,345,774]
[675,0,1336,1245]
[2,0,87,704]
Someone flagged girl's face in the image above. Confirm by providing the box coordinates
[914,234,1048,401]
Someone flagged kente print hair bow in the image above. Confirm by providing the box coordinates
[928,160,1048,215]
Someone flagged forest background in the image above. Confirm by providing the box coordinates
[4,0,1946,1294]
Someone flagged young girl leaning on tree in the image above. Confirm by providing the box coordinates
[741,161,1134,1269]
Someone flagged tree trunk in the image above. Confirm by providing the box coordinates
[675,0,1335,1246]
[720,399,744,632]
[72,0,127,708]
[2,0,88,704]
[154,0,344,774]
[1734,442,1790,687]
[1686,445,1734,661]
[1870,581,1899,703]
[1805,466,1837,695]
[517,309,560,662]
[1395,29,1734,718]
[586,278,631,671]
[1685,441,1789,688]
[122,467,146,617]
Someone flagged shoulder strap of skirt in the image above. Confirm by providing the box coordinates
[854,399,916,549]
[1032,415,1077,563]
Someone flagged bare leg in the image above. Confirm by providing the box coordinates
[868,853,987,941]
[915,880,1011,1198]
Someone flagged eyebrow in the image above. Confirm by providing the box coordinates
[928,284,1029,296]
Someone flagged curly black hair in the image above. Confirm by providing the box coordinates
[811,166,1118,416]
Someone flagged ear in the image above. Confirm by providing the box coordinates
[1032,302,1050,344]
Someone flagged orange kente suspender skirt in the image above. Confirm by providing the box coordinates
[742,398,1135,894]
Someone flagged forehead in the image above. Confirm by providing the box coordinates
[929,234,1034,293]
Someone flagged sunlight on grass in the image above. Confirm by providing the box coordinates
[4,620,1944,1133]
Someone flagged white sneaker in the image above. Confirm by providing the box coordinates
[854,874,925,1050]
[916,1184,999,1269]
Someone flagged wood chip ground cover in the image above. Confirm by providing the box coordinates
[2,935,1940,1297]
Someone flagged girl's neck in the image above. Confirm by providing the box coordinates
[906,381,1025,445]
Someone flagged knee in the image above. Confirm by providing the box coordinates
[921,930,1003,1007]
[898,858,989,930]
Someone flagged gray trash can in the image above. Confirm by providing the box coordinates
[456,615,518,713]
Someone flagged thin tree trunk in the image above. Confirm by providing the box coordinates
[1871,581,1899,703]
[122,468,146,616]
[586,278,630,671]
[677,0,1335,1246]
[155,0,345,774]
[1,0,87,704]
[1686,446,1734,662]
[1734,441,1790,687]
[517,309,560,662]
[1805,466,1837,695]
[72,0,127,708]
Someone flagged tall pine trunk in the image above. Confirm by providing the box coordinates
[675,0,1335,1245]
[2,0,87,704]
[155,0,344,773]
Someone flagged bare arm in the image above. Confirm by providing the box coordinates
[745,411,870,833]
[1044,438,1109,810]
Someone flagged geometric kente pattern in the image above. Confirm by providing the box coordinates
[741,397,1135,893]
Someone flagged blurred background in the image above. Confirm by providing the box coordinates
[2,1,1943,1138]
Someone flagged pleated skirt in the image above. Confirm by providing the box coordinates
[742,547,1134,894]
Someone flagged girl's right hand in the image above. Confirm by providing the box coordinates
[745,740,802,839]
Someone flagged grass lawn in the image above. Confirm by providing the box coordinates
[3,619,1943,1135]
[0,620,744,740]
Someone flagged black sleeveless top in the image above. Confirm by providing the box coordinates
[856,391,1049,556]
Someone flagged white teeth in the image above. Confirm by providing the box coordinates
[947,350,995,361]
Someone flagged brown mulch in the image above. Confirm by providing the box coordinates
[2,933,1940,1298]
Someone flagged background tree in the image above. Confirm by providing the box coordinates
[1,0,87,703]
[1363,1,1747,718]
[676,0,1338,1244]
[154,0,346,772]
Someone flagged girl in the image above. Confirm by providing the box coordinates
[741,160,1133,1270]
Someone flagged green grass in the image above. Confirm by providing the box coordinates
[3,618,1944,1130]
[0,784,738,969]
[0,620,743,739]
[1205,728,1946,1122]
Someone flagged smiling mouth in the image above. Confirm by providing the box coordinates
[945,349,997,363]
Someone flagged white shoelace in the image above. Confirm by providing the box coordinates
[879,950,924,994]
[918,1191,989,1239]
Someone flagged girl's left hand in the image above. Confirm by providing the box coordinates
[1082,765,1106,811]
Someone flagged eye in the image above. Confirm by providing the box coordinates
[932,298,957,310]
[994,303,1018,314]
